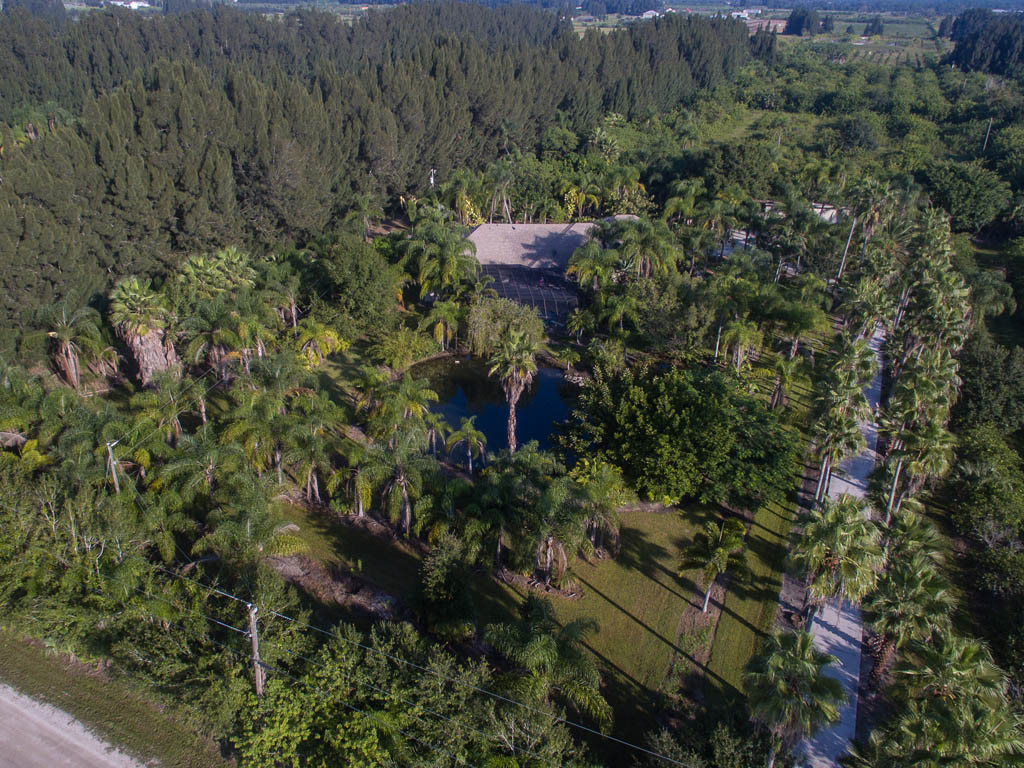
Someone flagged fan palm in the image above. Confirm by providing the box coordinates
[109,277,179,387]
[791,494,882,619]
[744,630,846,768]
[863,552,954,685]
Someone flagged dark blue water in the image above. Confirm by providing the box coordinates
[413,357,573,454]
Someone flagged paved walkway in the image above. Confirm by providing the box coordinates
[0,684,144,768]
[798,327,884,768]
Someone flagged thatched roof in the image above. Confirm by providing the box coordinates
[468,223,596,270]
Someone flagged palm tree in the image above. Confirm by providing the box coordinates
[884,422,955,524]
[680,518,747,613]
[566,239,616,293]
[602,287,642,334]
[359,424,434,536]
[420,300,461,352]
[108,277,179,387]
[36,303,103,390]
[811,408,865,502]
[770,355,802,410]
[405,221,479,299]
[892,628,1005,705]
[527,475,591,587]
[566,307,595,345]
[722,319,762,373]
[489,330,540,454]
[293,318,346,369]
[160,424,246,509]
[129,371,190,446]
[446,416,486,474]
[485,597,612,729]
[616,217,677,280]
[779,303,828,361]
[790,494,882,620]
[367,374,439,444]
[744,630,846,768]
[862,552,954,685]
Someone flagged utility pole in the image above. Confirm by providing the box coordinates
[105,440,120,495]
[248,603,265,698]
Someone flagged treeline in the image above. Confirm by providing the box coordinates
[945,8,1024,77]
[0,3,751,348]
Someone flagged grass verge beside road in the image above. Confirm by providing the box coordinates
[0,629,228,768]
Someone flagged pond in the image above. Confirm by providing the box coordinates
[411,356,575,454]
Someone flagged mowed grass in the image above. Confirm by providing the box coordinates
[0,629,228,768]
[705,493,797,704]
[283,502,698,747]
[703,338,822,706]
[553,511,696,716]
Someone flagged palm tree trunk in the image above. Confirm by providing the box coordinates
[872,636,897,687]
[401,485,412,536]
[467,447,473,474]
[507,397,518,454]
[814,454,830,502]
[544,536,554,585]
[703,584,713,613]
[885,458,903,525]
[837,214,856,282]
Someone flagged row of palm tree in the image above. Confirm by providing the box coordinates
[740,201,1023,768]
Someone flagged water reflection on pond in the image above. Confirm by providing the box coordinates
[411,356,575,453]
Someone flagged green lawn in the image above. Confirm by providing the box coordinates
[705,493,797,704]
[0,630,227,768]
[282,501,700,748]
[552,510,698,727]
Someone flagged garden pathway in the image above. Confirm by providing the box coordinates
[797,326,884,768]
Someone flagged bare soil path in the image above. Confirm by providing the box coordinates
[0,684,145,768]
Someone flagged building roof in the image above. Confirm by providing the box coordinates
[468,223,596,271]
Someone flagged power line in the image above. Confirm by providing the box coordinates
[155,569,692,765]
[0,472,689,765]
[256,634,555,767]
[104,569,547,764]
[93,581,483,767]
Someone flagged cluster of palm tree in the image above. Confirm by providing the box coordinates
[565,214,831,389]
[433,141,653,227]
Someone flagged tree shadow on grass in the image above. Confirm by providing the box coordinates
[576,575,734,694]
[616,524,696,604]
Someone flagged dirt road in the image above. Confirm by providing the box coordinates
[0,684,144,768]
